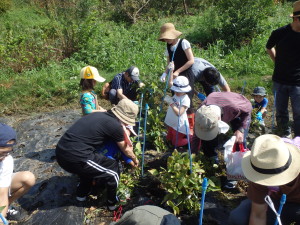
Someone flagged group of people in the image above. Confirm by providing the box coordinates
[1,1,300,224]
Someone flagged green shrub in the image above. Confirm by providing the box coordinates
[149,150,219,215]
[0,0,12,13]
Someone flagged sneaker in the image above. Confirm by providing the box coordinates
[283,133,292,139]
[259,120,265,126]
[76,196,87,202]
[107,196,119,211]
[76,182,91,202]
[223,180,238,190]
[6,206,21,221]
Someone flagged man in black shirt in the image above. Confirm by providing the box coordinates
[55,99,139,210]
[266,1,300,138]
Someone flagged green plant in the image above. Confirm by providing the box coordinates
[149,150,219,215]
[0,0,12,13]
[117,168,140,204]
[215,0,274,50]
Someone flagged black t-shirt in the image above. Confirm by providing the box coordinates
[266,24,300,85]
[56,111,124,162]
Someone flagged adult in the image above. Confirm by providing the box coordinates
[191,57,230,95]
[191,92,252,160]
[158,23,195,112]
[229,134,300,225]
[0,123,36,221]
[55,99,139,211]
[108,66,144,105]
[266,0,300,138]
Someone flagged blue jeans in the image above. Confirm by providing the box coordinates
[228,199,300,225]
[273,82,300,136]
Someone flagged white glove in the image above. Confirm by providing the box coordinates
[160,72,167,82]
[163,95,174,105]
[167,62,175,71]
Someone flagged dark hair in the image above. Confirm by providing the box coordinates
[80,79,95,90]
[203,67,220,86]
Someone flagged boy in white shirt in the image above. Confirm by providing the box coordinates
[0,123,35,223]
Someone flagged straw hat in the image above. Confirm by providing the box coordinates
[111,99,138,126]
[242,134,300,186]
[290,0,300,17]
[80,66,106,83]
[170,76,191,93]
[158,23,182,41]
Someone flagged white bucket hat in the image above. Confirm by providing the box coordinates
[170,76,191,93]
[242,134,300,186]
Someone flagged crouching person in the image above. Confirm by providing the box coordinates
[229,134,300,225]
[55,99,139,211]
[0,123,36,222]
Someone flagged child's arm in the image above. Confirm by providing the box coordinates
[170,104,188,116]
[257,98,268,116]
[259,107,267,115]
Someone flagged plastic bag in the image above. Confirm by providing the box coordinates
[224,136,249,181]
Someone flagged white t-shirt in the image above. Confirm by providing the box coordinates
[164,94,190,134]
[164,39,191,57]
[0,155,13,188]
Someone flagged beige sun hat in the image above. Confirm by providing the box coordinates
[158,23,182,41]
[242,134,300,186]
[290,1,300,17]
[111,99,138,126]
[80,66,106,83]
[195,105,222,141]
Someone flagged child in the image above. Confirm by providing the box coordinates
[97,125,137,168]
[164,76,191,147]
[0,123,36,221]
[158,23,196,130]
[252,86,268,126]
[79,66,107,115]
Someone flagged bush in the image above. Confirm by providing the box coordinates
[0,0,12,14]
[189,0,274,51]
[149,150,219,215]
[215,0,274,50]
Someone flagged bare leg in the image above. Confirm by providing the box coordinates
[9,171,35,204]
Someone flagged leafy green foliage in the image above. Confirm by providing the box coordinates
[0,0,12,13]
[117,168,140,204]
[189,0,275,50]
[0,205,5,212]
[149,150,219,215]
[0,1,292,115]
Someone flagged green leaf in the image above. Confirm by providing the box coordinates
[0,205,6,213]
[148,169,158,176]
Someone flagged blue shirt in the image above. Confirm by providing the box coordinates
[97,140,132,164]
[253,97,268,110]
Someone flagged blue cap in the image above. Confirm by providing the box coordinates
[0,123,17,147]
